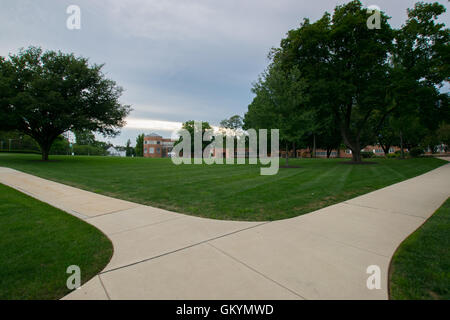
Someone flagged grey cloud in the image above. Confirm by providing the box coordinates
[1,0,448,145]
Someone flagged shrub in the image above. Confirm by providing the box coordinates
[410,147,424,158]
[361,151,374,158]
[393,150,410,158]
[386,153,399,159]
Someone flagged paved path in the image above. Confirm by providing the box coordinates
[0,161,449,300]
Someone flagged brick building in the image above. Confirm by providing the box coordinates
[143,133,175,158]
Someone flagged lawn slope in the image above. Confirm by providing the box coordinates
[0,153,446,221]
[0,183,113,300]
[389,198,450,300]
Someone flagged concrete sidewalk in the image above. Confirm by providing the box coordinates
[0,161,449,300]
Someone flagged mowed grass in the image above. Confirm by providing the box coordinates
[390,198,450,300]
[0,153,446,221]
[0,183,113,300]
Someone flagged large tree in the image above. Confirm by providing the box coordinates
[275,1,394,162]
[174,120,213,156]
[244,62,312,166]
[369,2,449,157]
[220,115,243,130]
[248,1,448,163]
[0,47,131,160]
[390,2,449,151]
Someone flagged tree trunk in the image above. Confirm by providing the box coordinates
[340,126,363,163]
[381,145,390,157]
[351,148,362,163]
[293,141,297,158]
[40,144,51,161]
[313,134,316,158]
[37,138,54,161]
[285,143,289,167]
[400,131,404,159]
[349,139,362,163]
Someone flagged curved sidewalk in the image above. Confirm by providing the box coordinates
[0,160,449,300]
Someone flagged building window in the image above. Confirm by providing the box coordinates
[149,148,154,154]
[156,148,160,153]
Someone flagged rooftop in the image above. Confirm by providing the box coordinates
[144,133,162,138]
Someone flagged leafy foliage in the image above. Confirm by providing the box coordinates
[244,1,449,162]
[220,115,243,130]
[135,133,144,157]
[175,120,213,154]
[0,47,131,160]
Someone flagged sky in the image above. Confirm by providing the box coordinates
[1,0,448,146]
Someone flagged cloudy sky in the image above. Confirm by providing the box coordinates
[1,0,448,145]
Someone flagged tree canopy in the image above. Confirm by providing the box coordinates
[220,115,243,130]
[244,1,449,162]
[135,133,144,157]
[174,120,213,156]
[0,47,131,160]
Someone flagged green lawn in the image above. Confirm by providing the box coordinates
[390,198,450,300]
[0,153,446,221]
[0,183,113,300]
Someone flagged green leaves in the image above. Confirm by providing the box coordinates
[0,46,131,160]
[135,133,144,157]
[220,115,243,130]
[244,0,448,162]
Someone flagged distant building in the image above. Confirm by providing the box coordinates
[107,146,126,157]
[362,145,403,156]
[143,133,176,158]
[294,148,352,158]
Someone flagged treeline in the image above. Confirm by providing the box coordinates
[243,1,449,163]
[0,130,113,156]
